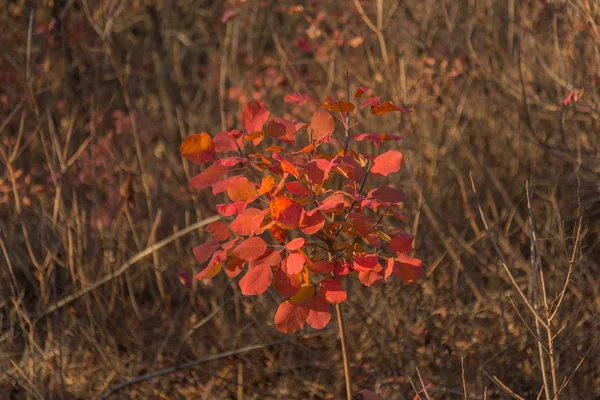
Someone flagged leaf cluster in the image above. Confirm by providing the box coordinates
[181,88,423,333]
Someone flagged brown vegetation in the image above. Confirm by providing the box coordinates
[1,0,598,399]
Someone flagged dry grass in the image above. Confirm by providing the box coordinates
[1,0,598,399]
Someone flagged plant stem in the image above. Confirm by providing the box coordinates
[335,302,353,400]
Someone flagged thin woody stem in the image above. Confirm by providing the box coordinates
[336,302,353,400]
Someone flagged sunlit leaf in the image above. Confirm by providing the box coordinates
[289,284,315,305]
[274,300,309,333]
[206,221,229,241]
[320,278,347,304]
[229,208,267,236]
[308,109,335,142]
[305,295,332,329]
[371,100,411,115]
[285,238,305,251]
[193,239,220,264]
[241,100,270,134]
[239,263,273,295]
[371,150,403,176]
[284,92,319,105]
[189,162,228,190]
[271,197,303,229]
[180,132,215,165]
[232,236,267,261]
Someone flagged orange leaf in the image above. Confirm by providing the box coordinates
[371,100,411,115]
[321,100,355,113]
[226,177,257,202]
[270,197,303,229]
[258,176,276,196]
[194,262,222,280]
[289,284,315,305]
[270,224,288,242]
[181,132,215,165]
[308,109,335,142]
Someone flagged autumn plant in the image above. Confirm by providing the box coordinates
[180,86,423,397]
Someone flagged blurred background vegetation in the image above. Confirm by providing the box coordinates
[0,0,598,399]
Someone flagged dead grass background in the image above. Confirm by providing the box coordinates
[0,0,599,399]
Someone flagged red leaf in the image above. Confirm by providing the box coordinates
[229,208,267,236]
[225,257,246,278]
[216,202,248,216]
[306,296,332,329]
[372,100,412,115]
[389,232,414,253]
[193,239,220,263]
[241,100,270,134]
[360,96,380,109]
[267,118,297,142]
[359,389,385,400]
[285,253,305,275]
[285,181,311,198]
[353,255,378,271]
[311,260,335,274]
[388,254,424,283]
[354,86,366,98]
[213,130,242,152]
[219,156,247,167]
[232,236,267,261]
[299,210,325,235]
[206,221,230,241]
[314,193,348,213]
[239,263,273,295]
[274,267,302,297]
[189,162,228,190]
[181,132,215,165]
[274,301,309,333]
[284,92,319,105]
[308,109,335,142]
[320,278,347,304]
[252,249,282,267]
[270,224,288,242]
[285,238,305,251]
[271,197,303,229]
[355,133,404,146]
[371,150,403,176]
[295,37,313,53]
[368,185,404,204]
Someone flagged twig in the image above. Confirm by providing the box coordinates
[98,331,334,399]
[336,302,353,400]
[35,215,221,319]
[415,367,432,400]
[482,370,526,400]
[469,172,549,330]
